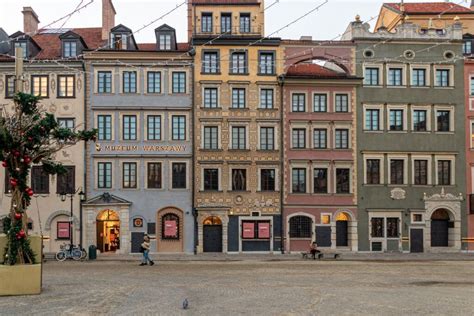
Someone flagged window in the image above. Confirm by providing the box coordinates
[57,75,75,98]
[111,33,128,50]
[98,71,112,93]
[366,159,380,185]
[335,94,349,112]
[231,88,246,109]
[242,221,271,239]
[201,13,213,33]
[31,166,49,194]
[365,67,379,86]
[203,169,219,191]
[260,127,274,150]
[292,129,306,149]
[202,52,219,74]
[58,118,75,131]
[231,169,246,191]
[292,168,306,193]
[412,68,426,86]
[123,71,137,93]
[313,129,327,149]
[203,88,218,108]
[413,214,423,223]
[14,41,27,58]
[123,162,137,189]
[240,13,251,33]
[260,89,274,109]
[313,94,327,112]
[387,218,399,238]
[438,160,451,185]
[371,218,384,238]
[259,52,275,75]
[230,52,247,74]
[147,72,161,93]
[5,75,16,98]
[122,115,137,140]
[57,166,75,194]
[335,129,349,149]
[435,69,450,87]
[289,216,312,238]
[159,34,171,50]
[63,41,77,58]
[172,163,186,189]
[172,72,186,93]
[390,160,404,185]
[389,109,403,131]
[437,110,450,132]
[203,126,218,150]
[365,109,380,131]
[314,168,328,193]
[31,75,48,97]
[388,68,402,86]
[57,222,71,240]
[260,169,275,191]
[161,214,179,240]
[231,126,246,149]
[147,115,161,140]
[471,77,474,96]
[97,115,112,141]
[463,41,472,55]
[336,169,350,194]
[221,13,232,33]
[414,160,428,185]
[292,94,305,112]
[413,110,427,132]
[147,162,162,189]
[172,115,186,140]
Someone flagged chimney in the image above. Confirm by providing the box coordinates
[102,0,116,41]
[22,7,40,35]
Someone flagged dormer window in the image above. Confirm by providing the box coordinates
[111,33,127,50]
[63,41,77,58]
[159,34,171,50]
[14,41,27,58]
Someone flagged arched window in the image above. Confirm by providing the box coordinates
[162,213,179,240]
[289,216,312,238]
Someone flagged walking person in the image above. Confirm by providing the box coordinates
[140,235,155,266]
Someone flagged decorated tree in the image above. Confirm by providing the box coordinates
[1,92,96,265]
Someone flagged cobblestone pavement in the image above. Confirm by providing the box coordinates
[0,260,473,315]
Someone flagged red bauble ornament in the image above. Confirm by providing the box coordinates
[13,151,20,157]
[14,212,22,220]
[28,137,33,142]
[1,161,7,168]
[10,179,17,187]
[24,157,31,164]
[27,190,34,197]
[19,230,26,238]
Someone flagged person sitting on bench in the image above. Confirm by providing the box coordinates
[309,242,321,259]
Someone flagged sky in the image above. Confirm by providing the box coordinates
[0,0,471,43]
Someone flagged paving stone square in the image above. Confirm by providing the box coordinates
[0,259,473,315]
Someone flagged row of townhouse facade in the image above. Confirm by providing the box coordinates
[1,0,473,254]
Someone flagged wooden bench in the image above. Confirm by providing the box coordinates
[301,252,340,260]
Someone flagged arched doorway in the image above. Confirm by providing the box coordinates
[288,215,313,252]
[157,207,184,253]
[335,212,349,247]
[431,209,450,247]
[96,209,120,253]
[203,216,222,253]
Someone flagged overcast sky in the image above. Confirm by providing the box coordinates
[0,0,469,43]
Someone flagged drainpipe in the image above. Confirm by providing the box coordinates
[189,37,197,255]
[82,60,88,250]
[278,74,285,254]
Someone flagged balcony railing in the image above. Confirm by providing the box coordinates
[194,25,263,36]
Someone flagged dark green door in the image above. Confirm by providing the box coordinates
[431,220,448,247]
[410,229,423,253]
[203,225,222,252]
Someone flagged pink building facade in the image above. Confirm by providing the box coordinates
[282,41,361,252]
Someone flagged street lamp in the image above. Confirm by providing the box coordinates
[78,190,86,250]
[59,188,85,248]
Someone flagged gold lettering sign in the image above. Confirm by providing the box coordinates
[96,144,186,152]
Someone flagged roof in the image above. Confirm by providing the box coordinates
[191,0,260,5]
[383,2,473,14]
[137,42,190,52]
[285,63,353,79]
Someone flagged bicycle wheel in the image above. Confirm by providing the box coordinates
[72,249,82,261]
[81,249,87,260]
[56,251,67,262]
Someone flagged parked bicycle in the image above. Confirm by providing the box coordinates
[55,243,86,261]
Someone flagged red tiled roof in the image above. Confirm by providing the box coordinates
[286,63,348,79]
[192,0,260,5]
[137,42,190,52]
[384,2,472,14]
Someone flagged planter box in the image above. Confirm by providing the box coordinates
[0,234,43,296]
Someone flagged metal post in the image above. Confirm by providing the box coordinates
[70,195,74,247]
[79,200,83,249]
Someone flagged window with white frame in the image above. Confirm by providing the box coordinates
[260,88,274,109]
[147,72,161,93]
[292,128,306,149]
[58,118,75,131]
[365,67,379,86]
[464,40,472,55]
[292,93,305,112]
[63,41,77,58]
[58,75,75,98]
[260,127,275,150]
[313,94,327,112]
[313,129,327,149]
[5,75,16,98]
[31,75,49,97]
[122,71,137,93]
[97,71,112,93]
[230,51,247,74]
[231,88,246,108]
[172,72,186,93]
[172,115,186,140]
[122,115,137,140]
[97,115,112,141]
[335,94,349,112]
[259,52,275,75]
[203,126,219,150]
[388,67,403,86]
[204,87,218,108]
[159,34,171,50]
[335,129,349,149]
[231,126,246,149]
[147,115,161,140]
[202,51,219,74]
[412,68,427,87]
[365,108,380,131]
[201,13,213,33]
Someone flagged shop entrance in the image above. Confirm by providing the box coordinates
[335,212,349,247]
[96,209,120,253]
[203,216,222,253]
[431,209,450,247]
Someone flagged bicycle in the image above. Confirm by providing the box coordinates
[55,243,83,261]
